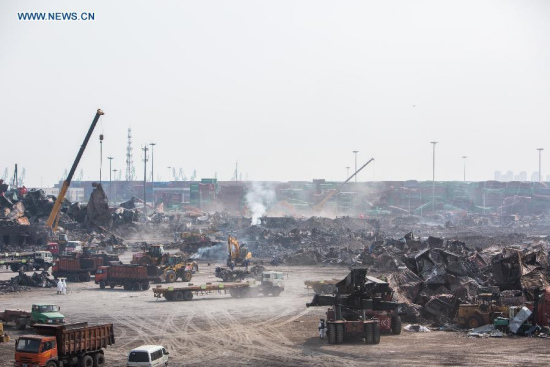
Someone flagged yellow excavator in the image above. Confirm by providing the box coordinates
[227,235,252,267]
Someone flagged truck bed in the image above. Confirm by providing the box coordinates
[33,323,115,355]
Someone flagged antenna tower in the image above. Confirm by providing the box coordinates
[125,128,135,181]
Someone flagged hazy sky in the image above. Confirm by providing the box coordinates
[1,0,549,187]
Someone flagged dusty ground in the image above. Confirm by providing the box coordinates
[1,258,550,366]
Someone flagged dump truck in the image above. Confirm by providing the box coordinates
[51,257,103,282]
[306,268,401,344]
[14,322,114,367]
[95,264,159,291]
[0,251,54,272]
[153,271,285,301]
[0,304,65,330]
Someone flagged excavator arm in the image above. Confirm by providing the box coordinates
[227,235,240,260]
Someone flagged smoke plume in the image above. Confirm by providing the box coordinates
[245,182,276,225]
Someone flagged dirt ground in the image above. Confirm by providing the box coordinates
[1,258,550,366]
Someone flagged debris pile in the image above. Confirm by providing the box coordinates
[0,271,56,293]
[383,232,550,324]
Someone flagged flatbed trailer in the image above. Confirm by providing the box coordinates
[153,282,251,301]
[153,271,285,301]
[0,251,53,272]
[0,310,31,330]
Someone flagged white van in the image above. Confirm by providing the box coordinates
[127,345,169,367]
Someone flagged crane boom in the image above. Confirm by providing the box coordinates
[314,158,374,212]
[46,109,104,231]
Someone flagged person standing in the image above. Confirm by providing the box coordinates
[319,319,326,339]
[61,279,67,295]
[57,279,63,295]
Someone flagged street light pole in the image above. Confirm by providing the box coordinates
[431,142,438,212]
[142,146,148,216]
[167,166,172,181]
[353,150,359,183]
[346,166,350,180]
[150,143,156,208]
[537,148,544,182]
[462,156,467,182]
[107,157,113,205]
[99,134,104,184]
[112,169,118,205]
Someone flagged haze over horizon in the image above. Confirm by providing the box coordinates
[1,1,549,188]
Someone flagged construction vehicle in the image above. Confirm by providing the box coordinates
[131,244,169,266]
[0,304,65,330]
[214,265,265,282]
[153,270,285,301]
[306,268,401,344]
[95,264,159,291]
[0,251,54,272]
[158,257,194,283]
[0,322,9,343]
[525,286,550,328]
[46,109,104,234]
[14,322,114,367]
[456,293,509,328]
[51,257,103,282]
[227,235,252,266]
[313,158,374,213]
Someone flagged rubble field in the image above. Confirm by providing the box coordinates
[1,260,549,367]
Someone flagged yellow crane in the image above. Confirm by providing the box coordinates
[46,109,104,232]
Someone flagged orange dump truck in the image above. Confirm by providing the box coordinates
[95,264,159,291]
[52,258,103,282]
[14,322,114,367]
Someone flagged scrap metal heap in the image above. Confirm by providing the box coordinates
[306,267,400,344]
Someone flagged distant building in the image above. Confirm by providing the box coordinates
[531,172,539,182]
[41,187,85,203]
[494,171,502,181]
[518,171,527,181]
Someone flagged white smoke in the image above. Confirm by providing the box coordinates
[245,182,276,225]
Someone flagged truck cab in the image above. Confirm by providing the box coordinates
[66,241,82,254]
[31,304,65,325]
[33,251,53,270]
[95,266,109,284]
[46,242,59,256]
[262,271,285,287]
[15,335,58,367]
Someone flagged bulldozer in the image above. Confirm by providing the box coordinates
[158,256,197,283]
[131,244,169,266]
[456,293,509,328]
[227,235,252,267]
